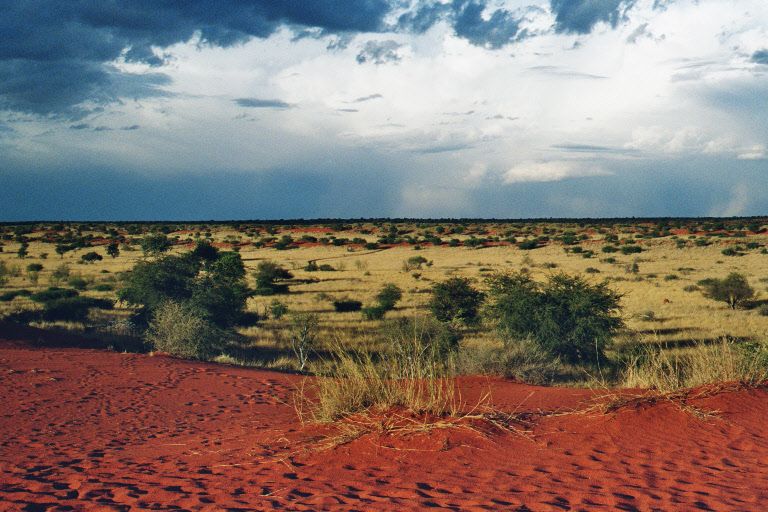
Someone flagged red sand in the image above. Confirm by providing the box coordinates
[1,332,768,510]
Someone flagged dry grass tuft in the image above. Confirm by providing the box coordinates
[295,345,460,424]
[621,338,768,392]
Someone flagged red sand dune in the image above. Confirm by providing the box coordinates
[1,331,768,511]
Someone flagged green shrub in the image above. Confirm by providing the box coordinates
[333,299,363,312]
[31,287,79,303]
[252,261,293,295]
[484,271,623,365]
[145,301,227,360]
[119,251,250,327]
[41,296,113,323]
[93,283,114,292]
[362,305,387,320]
[140,233,171,257]
[376,283,403,311]
[68,276,88,290]
[49,263,70,286]
[0,289,32,301]
[81,251,103,263]
[517,239,539,250]
[26,263,43,272]
[269,299,288,319]
[620,245,642,255]
[428,277,484,324]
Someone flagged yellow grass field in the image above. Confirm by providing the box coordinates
[2,222,767,375]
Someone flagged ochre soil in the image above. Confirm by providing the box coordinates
[1,325,767,511]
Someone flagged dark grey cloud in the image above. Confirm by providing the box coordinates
[1,1,392,117]
[752,50,768,65]
[356,40,403,64]
[550,0,636,34]
[121,125,141,131]
[337,108,359,113]
[234,98,293,109]
[452,0,527,48]
[398,0,528,49]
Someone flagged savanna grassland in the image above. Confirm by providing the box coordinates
[1,219,767,386]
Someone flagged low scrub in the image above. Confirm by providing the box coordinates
[30,287,79,303]
[145,301,229,360]
[0,289,32,301]
[40,296,114,323]
[621,339,768,392]
[457,339,567,385]
[298,317,460,422]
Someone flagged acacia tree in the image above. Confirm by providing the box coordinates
[700,273,754,309]
[140,233,171,258]
[106,242,120,258]
[253,261,293,295]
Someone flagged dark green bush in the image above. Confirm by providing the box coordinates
[253,261,293,295]
[362,305,387,320]
[269,299,288,319]
[517,239,539,250]
[31,287,79,303]
[41,296,114,323]
[0,289,32,301]
[333,299,363,312]
[429,277,484,324]
[119,250,250,327]
[484,271,623,365]
[620,245,642,255]
[68,276,88,290]
[140,233,171,257]
[81,251,103,263]
[376,283,403,311]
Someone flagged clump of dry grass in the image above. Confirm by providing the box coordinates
[621,338,768,392]
[296,343,460,423]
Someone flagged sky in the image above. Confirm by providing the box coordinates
[1,0,767,220]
